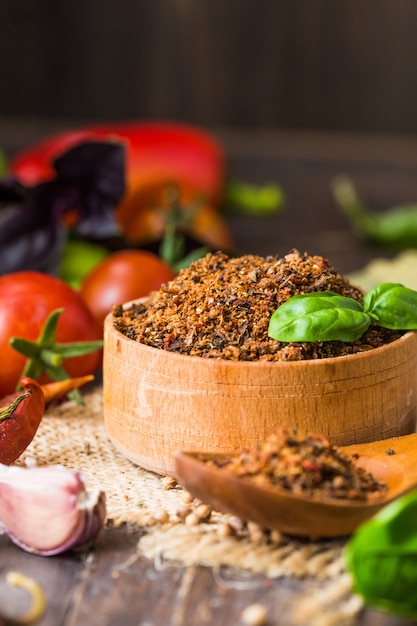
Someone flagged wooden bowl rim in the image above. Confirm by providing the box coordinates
[104,305,417,371]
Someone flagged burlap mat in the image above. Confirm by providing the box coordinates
[14,388,366,624]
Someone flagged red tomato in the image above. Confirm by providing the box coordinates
[79,250,175,326]
[0,272,102,398]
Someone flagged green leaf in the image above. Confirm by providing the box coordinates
[159,223,185,268]
[173,246,209,272]
[157,185,207,269]
[331,175,375,236]
[17,357,44,382]
[54,341,104,358]
[332,175,417,248]
[43,363,83,403]
[364,282,417,330]
[268,292,369,342]
[9,338,41,360]
[38,308,63,348]
[225,180,285,216]
[346,490,417,620]
[10,308,103,403]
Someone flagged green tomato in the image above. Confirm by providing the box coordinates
[59,238,109,289]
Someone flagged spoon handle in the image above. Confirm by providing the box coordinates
[342,432,417,492]
[343,432,417,456]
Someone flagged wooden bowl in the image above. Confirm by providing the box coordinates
[103,312,417,476]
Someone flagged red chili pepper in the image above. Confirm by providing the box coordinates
[10,122,232,251]
[0,375,93,465]
[0,378,44,465]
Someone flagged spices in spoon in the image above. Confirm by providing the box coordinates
[209,428,387,501]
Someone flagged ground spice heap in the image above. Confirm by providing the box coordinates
[211,428,387,501]
[113,249,403,361]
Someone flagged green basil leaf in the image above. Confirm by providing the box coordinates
[346,490,417,620]
[268,292,369,342]
[364,282,417,330]
[332,175,417,248]
[225,180,285,216]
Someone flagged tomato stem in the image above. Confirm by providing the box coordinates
[158,186,209,272]
[39,350,63,368]
[9,309,103,405]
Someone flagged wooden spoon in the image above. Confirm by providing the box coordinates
[174,433,417,538]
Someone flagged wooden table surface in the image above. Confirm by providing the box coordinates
[1,119,417,625]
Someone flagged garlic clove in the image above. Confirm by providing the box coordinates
[0,464,106,555]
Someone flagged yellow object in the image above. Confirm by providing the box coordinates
[5,571,46,623]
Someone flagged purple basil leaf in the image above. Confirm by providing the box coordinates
[0,141,127,275]
[0,177,65,274]
[51,140,126,238]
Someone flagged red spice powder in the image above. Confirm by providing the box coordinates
[208,428,387,501]
[113,250,403,361]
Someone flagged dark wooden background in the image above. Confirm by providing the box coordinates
[1,0,417,134]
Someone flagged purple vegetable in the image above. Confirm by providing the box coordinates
[0,140,126,275]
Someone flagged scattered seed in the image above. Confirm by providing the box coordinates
[161,476,177,490]
[175,505,193,520]
[247,521,266,544]
[240,603,268,626]
[185,512,201,527]
[269,529,283,545]
[181,490,194,504]
[153,509,170,524]
[228,517,246,532]
[195,503,212,522]
[141,513,157,527]
[217,522,235,538]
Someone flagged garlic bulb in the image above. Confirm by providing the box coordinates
[0,464,106,555]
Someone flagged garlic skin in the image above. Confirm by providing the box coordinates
[0,464,106,555]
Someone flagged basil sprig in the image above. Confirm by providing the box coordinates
[268,282,417,343]
[346,490,417,620]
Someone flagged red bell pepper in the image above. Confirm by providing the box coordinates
[10,121,232,251]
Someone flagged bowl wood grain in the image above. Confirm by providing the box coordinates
[103,311,417,476]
